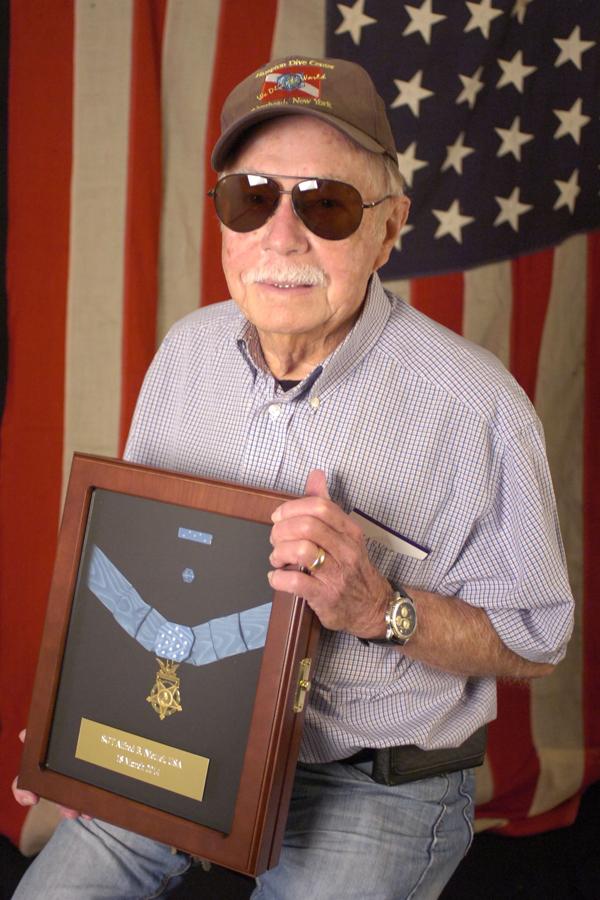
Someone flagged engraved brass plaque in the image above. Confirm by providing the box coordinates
[75,718,209,801]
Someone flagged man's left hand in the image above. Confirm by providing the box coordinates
[268,469,390,637]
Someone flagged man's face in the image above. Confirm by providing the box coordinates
[219,116,408,365]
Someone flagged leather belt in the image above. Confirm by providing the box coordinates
[338,725,487,786]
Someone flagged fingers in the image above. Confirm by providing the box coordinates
[303,468,330,500]
[13,730,38,807]
[270,533,334,571]
[14,728,88,819]
[58,806,91,820]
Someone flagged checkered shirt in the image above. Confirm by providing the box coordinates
[125,274,574,762]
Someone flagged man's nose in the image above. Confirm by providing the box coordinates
[260,193,310,255]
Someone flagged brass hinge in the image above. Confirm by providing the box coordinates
[293,657,312,713]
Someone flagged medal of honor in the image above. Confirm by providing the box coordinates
[147,658,183,719]
[86,544,272,720]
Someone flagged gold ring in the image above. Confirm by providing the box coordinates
[309,546,326,571]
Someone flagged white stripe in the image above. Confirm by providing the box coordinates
[271,0,327,57]
[382,277,411,303]
[463,260,512,368]
[529,234,586,816]
[63,1,133,490]
[158,0,221,336]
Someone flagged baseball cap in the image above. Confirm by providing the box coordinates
[211,55,398,171]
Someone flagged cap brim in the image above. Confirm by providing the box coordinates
[211,106,392,171]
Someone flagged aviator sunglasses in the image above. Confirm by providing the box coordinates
[208,173,396,241]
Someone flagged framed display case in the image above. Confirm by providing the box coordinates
[19,454,320,876]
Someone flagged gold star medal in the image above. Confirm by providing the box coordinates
[146,658,182,720]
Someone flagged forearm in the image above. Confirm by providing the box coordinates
[400,587,555,680]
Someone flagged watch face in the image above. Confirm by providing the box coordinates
[387,594,417,643]
[397,603,415,637]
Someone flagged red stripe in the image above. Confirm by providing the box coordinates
[510,248,554,403]
[478,250,555,830]
[583,230,600,788]
[410,272,464,335]
[119,0,167,451]
[200,0,280,308]
[0,0,74,842]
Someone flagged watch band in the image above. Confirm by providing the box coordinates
[359,585,417,647]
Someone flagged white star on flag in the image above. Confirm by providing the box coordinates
[494,187,532,231]
[403,0,446,45]
[456,67,485,109]
[396,142,428,187]
[497,50,537,92]
[432,200,475,243]
[554,170,580,214]
[391,70,434,116]
[442,132,475,174]
[511,0,534,25]
[335,0,377,46]
[554,26,595,71]
[495,116,534,161]
[465,0,504,40]
[553,98,591,145]
[394,223,414,251]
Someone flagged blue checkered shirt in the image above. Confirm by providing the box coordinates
[125,274,573,762]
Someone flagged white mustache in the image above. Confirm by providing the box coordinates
[241,264,327,287]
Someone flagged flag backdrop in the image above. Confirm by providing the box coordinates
[1,0,599,847]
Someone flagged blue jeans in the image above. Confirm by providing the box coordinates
[13,763,474,899]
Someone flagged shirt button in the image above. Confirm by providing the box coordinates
[309,396,320,410]
[268,403,282,419]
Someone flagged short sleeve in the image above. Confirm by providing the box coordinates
[439,424,574,664]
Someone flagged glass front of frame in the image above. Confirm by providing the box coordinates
[44,488,273,833]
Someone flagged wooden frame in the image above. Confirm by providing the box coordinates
[19,454,320,876]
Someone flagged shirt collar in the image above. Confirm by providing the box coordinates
[234,273,392,394]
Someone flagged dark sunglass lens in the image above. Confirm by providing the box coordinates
[214,175,279,232]
[293,179,363,240]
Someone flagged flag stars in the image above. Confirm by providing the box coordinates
[553,98,590,145]
[457,67,484,109]
[511,0,533,24]
[554,171,580,214]
[554,26,595,71]
[396,143,428,187]
[495,116,533,161]
[497,51,537,93]
[403,0,446,45]
[465,0,503,40]
[494,187,532,231]
[335,0,377,46]
[391,71,434,116]
[442,132,475,174]
[432,200,475,243]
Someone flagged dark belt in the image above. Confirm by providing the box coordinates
[339,725,487,786]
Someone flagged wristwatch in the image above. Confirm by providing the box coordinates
[385,589,417,645]
[362,586,417,646]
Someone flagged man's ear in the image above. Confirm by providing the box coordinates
[373,195,410,271]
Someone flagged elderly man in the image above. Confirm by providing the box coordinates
[14,56,573,899]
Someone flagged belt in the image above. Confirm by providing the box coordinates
[339,725,487,786]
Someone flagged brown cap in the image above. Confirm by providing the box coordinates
[211,55,398,171]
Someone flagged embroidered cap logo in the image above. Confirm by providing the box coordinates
[259,65,323,105]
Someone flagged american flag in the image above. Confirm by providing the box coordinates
[0,0,598,849]
[329,0,600,277]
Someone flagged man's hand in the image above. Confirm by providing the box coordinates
[268,469,390,638]
[12,730,88,820]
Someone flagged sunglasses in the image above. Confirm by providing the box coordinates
[208,173,395,241]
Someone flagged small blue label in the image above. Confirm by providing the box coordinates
[178,527,213,545]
